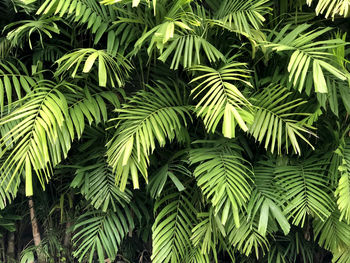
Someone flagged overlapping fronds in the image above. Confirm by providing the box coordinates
[5,17,60,49]
[226,214,270,258]
[313,210,350,252]
[158,35,225,69]
[37,0,116,44]
[0,59,36,113]
[0,81,121,196]
[249,161,290,236]
[148,154,189,198]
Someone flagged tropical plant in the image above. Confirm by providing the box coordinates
[0,0,350,262]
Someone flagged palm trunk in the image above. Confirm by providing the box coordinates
[63,221,72,248]
[28,197,45,263]
[7,232,15,262]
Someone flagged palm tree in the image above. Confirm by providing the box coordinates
[0,0,350,262]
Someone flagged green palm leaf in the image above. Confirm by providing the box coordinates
[37,0,117,44]
[307,0,350,18]
[275,157,334,226]
[0,59,36,113]
[226,214,269,258]
[5,17,60,49]
[249,161,290,236]
[190,62,253,139]
[313,210,350,252]
[72,210,134,263]
[191,208,226,261]
[190,140,253,227]
[335,139,350,222]
[249,85,315,155]
[152,187,197,263]
[71,154,132,212]
[106,84,191,190]
[0,81,121,196]
[55,48,132,87]
[266,24,347,93]
[214,0,271,35]
[158,34,225,70]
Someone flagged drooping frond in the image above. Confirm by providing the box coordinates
[158,34,225,70]
[0,156,20,209]
[306,0,350,18]
[190,62,253,139]
[106,84,191,190]
[275,157,334,226]
[148,154,189,198]
[335,139,350,222]
[226,214,270,259]
[5,17,60,49]
[213,0,271,35]
[249,85,315,155]
[71,153,132,212]
[0,59,36,113]
[191,208,226,261]
[55,48,132,87]
[189,140,253,227]
[249,161,290,236]
[0,81,121,195]
[313,210,350,252]
[266,24,347,93]
[151,187,197,263]
[72,210,134,263]
[36,0,117,44]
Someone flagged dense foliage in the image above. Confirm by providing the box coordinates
[1,0,350,262]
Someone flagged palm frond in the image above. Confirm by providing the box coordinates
[335,139,350,222]
[189,140,253,227]
[148,153,189,198]
[159,34,225,70]
[226,214,269,259]
[248,161,290,236]
[0,81,121,196]
[55,48,132,88]
[72,210,134,263]
[151,186,197,263]
[106,84,191,190]
[71,154,132,212]
[191,208,226,261]
[5,17,60,49]
[313,210,350,252]
[307,0,350,18]
[266,24,347,93]
[0,59,36,113]
[249,85,315,155]
[275,157,334,226]
[213,0,271,35]
[37,0,116,44]
[190,62,253,139]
